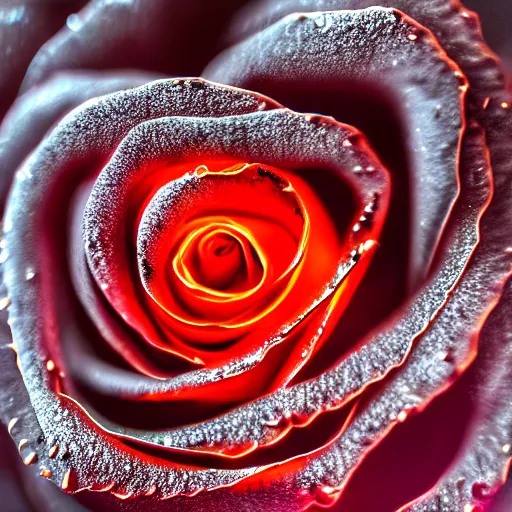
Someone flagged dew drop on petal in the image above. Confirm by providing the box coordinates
[40,468,52,478]
[471,482,491,500]
[0,250,9,263]
[7,417,18,435]
[397,410,408,422]
[23,452,38,465]
[48,444,59,458]
[66,13,83,32]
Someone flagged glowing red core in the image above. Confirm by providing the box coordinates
[196,231,245,290]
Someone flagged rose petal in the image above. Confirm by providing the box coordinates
[1,77,388,498]
[206,7,466,289]
[98,119,491,459]
[2,2,512,510]
[0,70,161,213]
[0,1,85,122]
[20,0,249,93]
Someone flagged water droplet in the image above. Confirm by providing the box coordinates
[7,417,18,435]
[502,443,511,454]
[0,296,10,310]
[23,452,38,465]
[314,14,333,33]
[342,139,352,147]
[359,215,372,227]
[40,467,52,478]
[362,240,375,252]
[439,347,455,363]
[482,97,490,110]
[46,360,56,372]
[25,268,35,280]
[66,13,83,32]
[407,33,418,41]
[471,482,491,500]
[264,416,287,428]
[16,168,32,182]
[500,101,510,109]
[312,485,341,506]
[61,468,76,491]
[397,410,408,422]
[48,444,59,458]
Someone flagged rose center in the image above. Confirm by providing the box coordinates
[196,231,245,290]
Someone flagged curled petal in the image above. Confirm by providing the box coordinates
[206,6,466,286]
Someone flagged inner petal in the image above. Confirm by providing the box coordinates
[173,222,266,303]
[137,163,309,344]
[188,229,248,291]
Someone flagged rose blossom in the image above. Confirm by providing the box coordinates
[0,1,511,511]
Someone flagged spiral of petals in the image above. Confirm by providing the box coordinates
[0,2,511,512]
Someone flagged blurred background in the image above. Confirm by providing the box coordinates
[465,0,512,69]
[0,1,510,511]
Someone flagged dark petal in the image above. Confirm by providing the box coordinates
[206,6,465,295]
[212,1,512,508]
[399,281,512,511]
[0,71,161,214]
[21,0,248,93]
[0,1,85,123]
[113,119,490,459]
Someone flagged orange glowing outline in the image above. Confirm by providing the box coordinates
[172,222,270,301]
[145,164,310,330]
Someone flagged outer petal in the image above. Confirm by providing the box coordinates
[2,2,512,512]
[205,6,467,287]
[214,0,512,508]
[0,71,161,214]
[21,0,248,93]
[0,1,85,122]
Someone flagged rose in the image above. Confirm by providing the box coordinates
[0,1,511,512]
